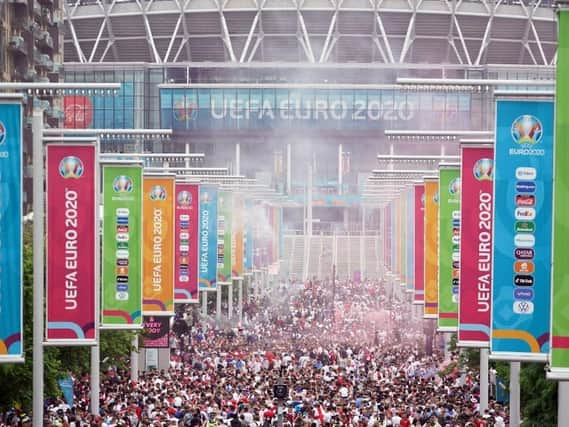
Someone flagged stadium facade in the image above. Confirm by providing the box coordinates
[61,0,557,232]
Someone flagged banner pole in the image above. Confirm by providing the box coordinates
[238,278,243,324]
[202,292,208,317]
[32,108,44,427]
[130,334,139,381]
[559,382,569,423]
[228,282,233,320]
[90,343,100,415]
[479,348,489,412]
[216,286,222,322]
[509,361,521,427]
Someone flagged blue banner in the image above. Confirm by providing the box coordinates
[160,88,473,131]
[58,377,74,406]
[198,185,218,291]
[406,188,415,293]
[244,200,254,271]
[491,99,553,361]
[0,101,23,362]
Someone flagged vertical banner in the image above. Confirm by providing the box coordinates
[424,178,439,319]
[384,204,391,270]
[405,188,415,293]
[550,9,569,379]
[174,183,199,303]
[101,163,143,328]
[413,184,425,305]
[458,145,494,347]
[232,196,244,278]
[0,100,23,361]
[491,99,553,361]
[399,194,406,287]
[437,165,461,332]
[244,199,254,271]
[46,144,97,344]
[142,175,175,315]
[198,185,218,291]
[217,191,233,283]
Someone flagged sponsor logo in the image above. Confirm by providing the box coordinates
[115,291,129,301]
[452,219,460,228]
[452,244,460,252]
[180,221,190,229]
[117,217,129,225]
[116,208,130,217]
[515,167,537,180]
[116,241,128,250]
[516,181,536,193]
[452,269,460,279]
[149,185,167,201]
[117,258,129,266]
[452,252,460,262]
[421,193,426,207]
[473,158,493,181]
[512,115,543,145]
[112,175,133,193]
[514,275,534,286]
[452,236,460,245]
[179,245,189,252]
[177,190,192,205]
[515,207,536,220]
[453,228,460,236]
[452,261,460,269]
[116,233,129,242]
[514,288,534,301]
[448,177,461,196]
[452,278,459,287]
[179,232,189,240]
[433,192,439,204]
[116,266,129,275]
[180,256,189,264]
[58,156,84,179]
[452,211,460,220]
[514,248,534,259]
[516,194,535,207]
[514,234,535,248]
[116,225,129,233]
[515,221,535,233]
[0,121,6,145]
[514,261,535,274]
[513,300,534,314]
[116,284,129,292]
[180,214,190,221]
[179,275,189,282]
[116,249,129,259]
[116,275,129,283]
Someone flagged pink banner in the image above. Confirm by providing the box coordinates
[458,146,494,347]
[414,184,425,304]
[174,183,199,303]
[46,144,97,344]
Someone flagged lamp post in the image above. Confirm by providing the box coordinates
[0,81,121,427]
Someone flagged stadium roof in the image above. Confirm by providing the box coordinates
[64,0,558,66]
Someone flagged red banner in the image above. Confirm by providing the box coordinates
[458,145,494,347]
[46,144,97,344]
[174,183,199,303]
[414,184,425,304]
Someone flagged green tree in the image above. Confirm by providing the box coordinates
[520,363,557,426]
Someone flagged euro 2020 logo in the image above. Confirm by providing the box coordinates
[177,190,192,206]
[512,115,542,146]
[59,156,84,179]
[113,175,133,193]
[0,121,6,145]
[149,185,167,201]
[201,192,210,205]
[473,158,493,181]
[448,177,461,196]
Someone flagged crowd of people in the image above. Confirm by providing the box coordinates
[6,277,509,426]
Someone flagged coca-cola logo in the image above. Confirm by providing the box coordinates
[63,96,93,129]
